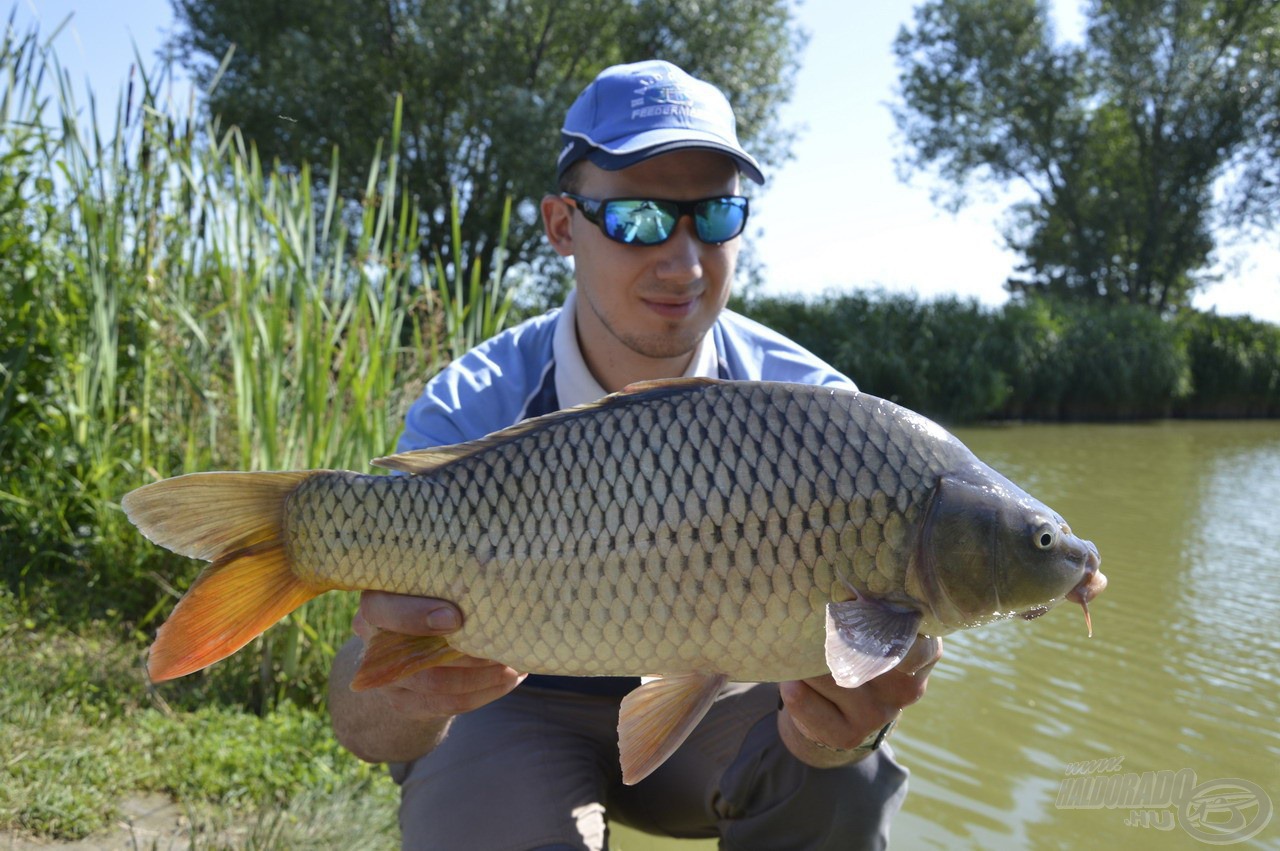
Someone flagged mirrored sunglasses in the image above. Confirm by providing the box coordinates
[562,193,749,246]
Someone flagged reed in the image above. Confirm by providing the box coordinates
[0,20,516,708]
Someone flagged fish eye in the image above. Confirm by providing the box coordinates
[1034,524,1057,550]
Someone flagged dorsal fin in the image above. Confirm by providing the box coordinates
[618,376,721,394]
[372,376,727,475]
[372,444,487,474]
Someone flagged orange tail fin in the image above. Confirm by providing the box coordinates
[122,471,332,682]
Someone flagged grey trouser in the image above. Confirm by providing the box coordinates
[389,682,908,850]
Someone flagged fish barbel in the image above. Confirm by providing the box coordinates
[123,377,1105,782]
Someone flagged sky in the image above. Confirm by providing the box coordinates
[11,0,1280,323]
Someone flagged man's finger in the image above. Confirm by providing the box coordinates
[359,591,463,635]
[352,609,374,641]
[779,680,849,736]
[897,634,943,676]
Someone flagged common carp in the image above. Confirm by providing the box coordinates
[123,378,1106,783]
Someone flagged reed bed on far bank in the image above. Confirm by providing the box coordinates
[0,22,514,711]
[739,291,1280,424]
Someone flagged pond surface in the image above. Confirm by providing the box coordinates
[617,420,1280,849]
[891,419,1280,849]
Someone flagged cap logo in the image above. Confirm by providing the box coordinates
[629,74,707,123]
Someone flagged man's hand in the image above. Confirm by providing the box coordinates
[352,591,527,721]
[328,592,525,763]
[777,635,942,767]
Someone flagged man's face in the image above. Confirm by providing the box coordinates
[541,150,742,390]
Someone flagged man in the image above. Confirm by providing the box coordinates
[329,59,942,850]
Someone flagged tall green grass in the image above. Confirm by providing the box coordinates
[0,21,516,709]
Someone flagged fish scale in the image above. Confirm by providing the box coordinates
[276,381,965,682]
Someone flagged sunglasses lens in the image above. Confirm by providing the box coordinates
[603,200,678,245]
[695,197,748,243]
[587,196,749,245]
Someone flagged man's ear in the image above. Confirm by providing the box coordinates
[541,194,574,257]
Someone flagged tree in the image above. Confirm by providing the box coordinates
[167,0,805,280]
[892,0,1280,311]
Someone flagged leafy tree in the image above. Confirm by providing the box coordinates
[892,0,1280,310]
[167,0,804,280]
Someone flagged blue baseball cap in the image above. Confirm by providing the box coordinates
[557,60,765,185]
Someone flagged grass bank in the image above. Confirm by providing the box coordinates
[0,592,702,850]
[0,590,399,847]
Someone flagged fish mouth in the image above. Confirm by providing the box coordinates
[1064,541,1106,637]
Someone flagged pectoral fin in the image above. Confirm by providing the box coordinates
[617,672,728,785]
[350,630,464,691]
[824,599,922,688]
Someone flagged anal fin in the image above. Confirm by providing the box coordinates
[618,672,728,785]
[824,599,922,688]
[350,630,465,691]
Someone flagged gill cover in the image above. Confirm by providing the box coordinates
[915,466,1086,629]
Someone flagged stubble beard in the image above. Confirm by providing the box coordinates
[578,276,728,365]
[595,304,711,362]
[618,329,701,360]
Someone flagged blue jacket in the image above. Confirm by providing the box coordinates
[398,306,854,453]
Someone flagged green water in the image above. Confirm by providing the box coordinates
[616,420,1280,849]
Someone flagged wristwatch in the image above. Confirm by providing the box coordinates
[853,716,898,753]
